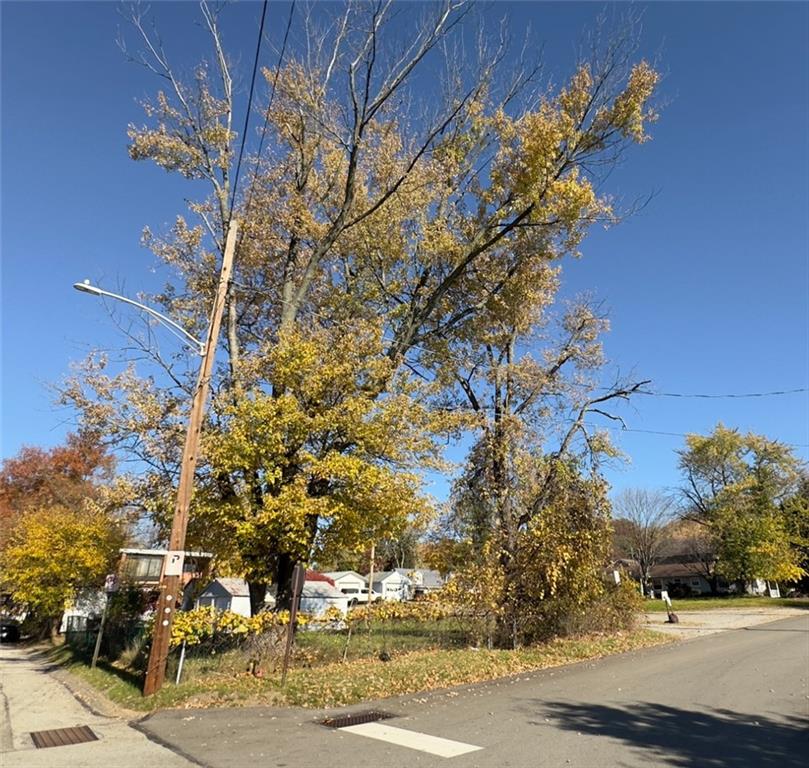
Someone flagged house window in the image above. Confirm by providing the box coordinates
[123,554,163,581]
[691,580,700,587]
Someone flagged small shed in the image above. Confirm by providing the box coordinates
[196,578,252,617]
[368,570,411,601]
[299,580,349,617]
[324,570,367,597]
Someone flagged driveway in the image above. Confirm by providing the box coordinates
[642,605,808,637]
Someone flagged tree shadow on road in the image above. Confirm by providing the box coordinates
[537,701,808,768]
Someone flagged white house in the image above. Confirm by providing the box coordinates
[299,580,349,617]
[60,589,106,634]
[324,571,367,601]
[367,570,411,601]
[196,578,253,617]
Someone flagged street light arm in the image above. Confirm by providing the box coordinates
[73,281,205,356]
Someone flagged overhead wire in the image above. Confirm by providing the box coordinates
[633,387,808,399]
[229,0,270,218]
[241,0,296,221]
[231,278,809,403]
[581,422,809,449]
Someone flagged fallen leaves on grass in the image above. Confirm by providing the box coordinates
[54,629,673,711]
[282,629,673,708]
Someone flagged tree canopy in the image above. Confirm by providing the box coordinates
[0,434,127,632]
[62,2,660,611]
[678,424,806,585]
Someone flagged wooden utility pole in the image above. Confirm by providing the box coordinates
[143,221,239,697]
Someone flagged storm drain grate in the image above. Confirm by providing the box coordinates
[30,726,98,749]
[322,710,396,728]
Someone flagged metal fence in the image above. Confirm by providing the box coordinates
[65,615,147,661]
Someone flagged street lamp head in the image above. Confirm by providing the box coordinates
[73,280,103,296]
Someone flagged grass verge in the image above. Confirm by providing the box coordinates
[49,628,672,712]
[642,596,809,613]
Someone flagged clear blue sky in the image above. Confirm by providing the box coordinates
[2,2,808,500]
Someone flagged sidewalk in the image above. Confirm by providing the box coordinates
[0,645,194,768]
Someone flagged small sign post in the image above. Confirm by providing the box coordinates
[91,574,119,668]
[281,564,306,686]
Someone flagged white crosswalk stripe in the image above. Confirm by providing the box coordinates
[341,722,483,758]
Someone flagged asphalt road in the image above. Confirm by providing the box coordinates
[141,614,809,768]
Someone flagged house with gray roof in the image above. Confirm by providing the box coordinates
[394,568,445,598]
[196,577,253,616]
[367,570,410,601]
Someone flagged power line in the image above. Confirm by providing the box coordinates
[232,282,808,401]
[242,0,296,220]
[229,0,270,218]
[583,422,809,449]
[231,278,809,404]
[634,387,808,400]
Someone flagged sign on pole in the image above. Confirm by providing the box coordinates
[163,551,185,577]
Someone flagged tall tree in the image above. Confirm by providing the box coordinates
[0,432,113,548]
[678,424,805,586]
[0,434,127,637]
[64,2,659,609]
[613,488,675,595]
[781,472,809,586]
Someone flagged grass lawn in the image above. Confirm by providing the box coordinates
[642,596,809,613]
[50,627,672,712]
[295,617,469,662]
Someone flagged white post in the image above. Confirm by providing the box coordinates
[175,640,187,685]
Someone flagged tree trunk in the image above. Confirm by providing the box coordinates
[49,615,61,643]
[496,535,520,649]
[248,581,267,617]
[274,554,296,610]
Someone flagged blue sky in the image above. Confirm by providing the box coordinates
[2,1,807,501]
